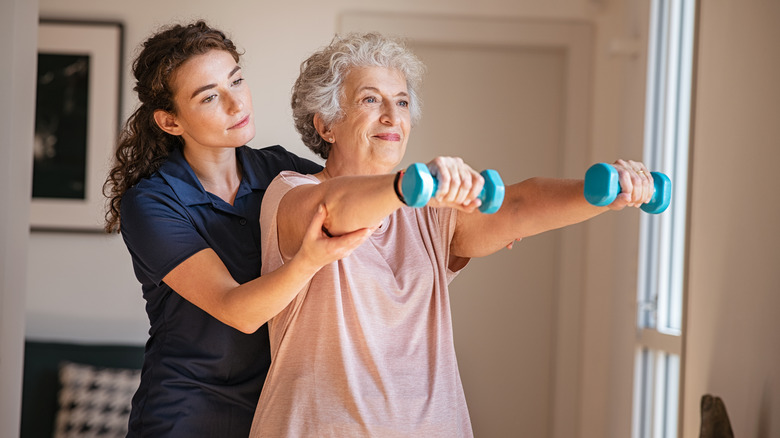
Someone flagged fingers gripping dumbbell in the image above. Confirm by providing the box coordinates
[583,163,672,214]
[400,163,505,214]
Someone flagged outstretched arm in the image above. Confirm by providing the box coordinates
[163,205,373,334]
[451,159,655,258]
[276,157,484,260]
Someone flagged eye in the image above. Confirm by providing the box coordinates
[202,94,217,103]
[398,100,409,108]
[232,78,244,86]
[363,96,377,104]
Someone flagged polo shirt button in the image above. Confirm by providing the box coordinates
[239,218,247,226]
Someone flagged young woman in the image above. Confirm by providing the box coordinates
[103,21,371,437]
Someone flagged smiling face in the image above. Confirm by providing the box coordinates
[322,66,411,175]
[154,49,255,152]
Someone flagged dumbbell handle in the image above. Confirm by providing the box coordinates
[583,163,671,214]
[400,163,505,214]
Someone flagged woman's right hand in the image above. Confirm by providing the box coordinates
[425,156,485,213]
[293,204,376,269]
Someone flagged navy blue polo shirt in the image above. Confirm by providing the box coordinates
[120,145,321,437]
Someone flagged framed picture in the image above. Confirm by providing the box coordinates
[31,20,123,232]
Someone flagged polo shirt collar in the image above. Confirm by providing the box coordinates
[157,146,259,207]
[236,146,266,192]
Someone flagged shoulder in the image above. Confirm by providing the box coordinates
[122,173,176,211]
[263,171,319,204]
[120,173,192,233]
[241,145,322,175]
[276,170,320,187]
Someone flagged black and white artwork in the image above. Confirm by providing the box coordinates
[31,20,122,231]
[34,53,90,200]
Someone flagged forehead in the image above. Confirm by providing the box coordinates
[170,50,239,95]
[342,66,407,94]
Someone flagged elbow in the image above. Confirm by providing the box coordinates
[214,293,272,334]
[237,326,261,335]
[223,314,268,335]
[233,320,265,335]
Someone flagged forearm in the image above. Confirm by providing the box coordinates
[164,248,321,334]
[503,177,606,236]
[317,173,404,235]
[488,159,658,240]
[453,177,607,257]
[218,254,321,333]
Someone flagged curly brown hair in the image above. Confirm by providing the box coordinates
[102,20,242,233]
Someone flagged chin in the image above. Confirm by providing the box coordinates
[235,131,256,146]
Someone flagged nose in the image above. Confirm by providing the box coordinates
[379,101,400,125]
[225,91,244,114]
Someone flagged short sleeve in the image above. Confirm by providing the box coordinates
[259,171,319,276]
[120,187,209,285]
[245,145,322,186]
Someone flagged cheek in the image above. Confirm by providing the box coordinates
[179,105,209,125]
[189,115,215,134]
[336,119,362,138]
[243,89,254,109]
[359,115,378,134]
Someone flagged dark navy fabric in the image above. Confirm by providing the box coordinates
[120,145,321,437]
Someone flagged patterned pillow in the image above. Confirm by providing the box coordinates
[53,361,141,438]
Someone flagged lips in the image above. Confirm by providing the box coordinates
[374,133,401,141]
[229,115,250,130]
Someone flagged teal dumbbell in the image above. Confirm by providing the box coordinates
[584,163,671,214]
[401,162,505,214]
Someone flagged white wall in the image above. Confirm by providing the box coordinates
[26,232,147,343]
[1,0,38,436]
[29,0,608,345]
[682,1,780,436]
[18,0,780,436]
[28,0,648,436]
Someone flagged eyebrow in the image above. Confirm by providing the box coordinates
[190,65,242,99]
[357,86,409,98]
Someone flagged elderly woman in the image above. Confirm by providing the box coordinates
[249,33,654,437]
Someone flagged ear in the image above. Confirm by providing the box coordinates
[313,113,333,143]
[153,110,184,136]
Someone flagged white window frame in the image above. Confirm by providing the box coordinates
[632,0,696,437]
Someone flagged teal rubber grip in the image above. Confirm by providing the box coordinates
[583,163,671,214]
[401,163,505,214]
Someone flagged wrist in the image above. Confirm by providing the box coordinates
[394,170,407,205]
[288,249,324,277]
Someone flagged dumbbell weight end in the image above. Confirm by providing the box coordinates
[401,163,505,214]
[583,163,671,214]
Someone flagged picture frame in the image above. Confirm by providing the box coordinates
[31,20,123,232]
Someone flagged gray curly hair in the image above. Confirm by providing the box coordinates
[291,32,426,159]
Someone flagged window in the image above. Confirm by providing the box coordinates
[632,0,695,437]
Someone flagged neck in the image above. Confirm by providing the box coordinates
[183,147,242,204]
[317,166,334,182]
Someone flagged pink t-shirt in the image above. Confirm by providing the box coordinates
[249,171,473,438]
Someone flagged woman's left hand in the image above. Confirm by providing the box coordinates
[609,159,655,210]
[425,156,485,213]
[295,204,376,269]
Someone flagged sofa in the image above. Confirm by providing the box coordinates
[21,340,144,438]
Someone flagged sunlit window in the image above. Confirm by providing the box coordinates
[632,0,695,437]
